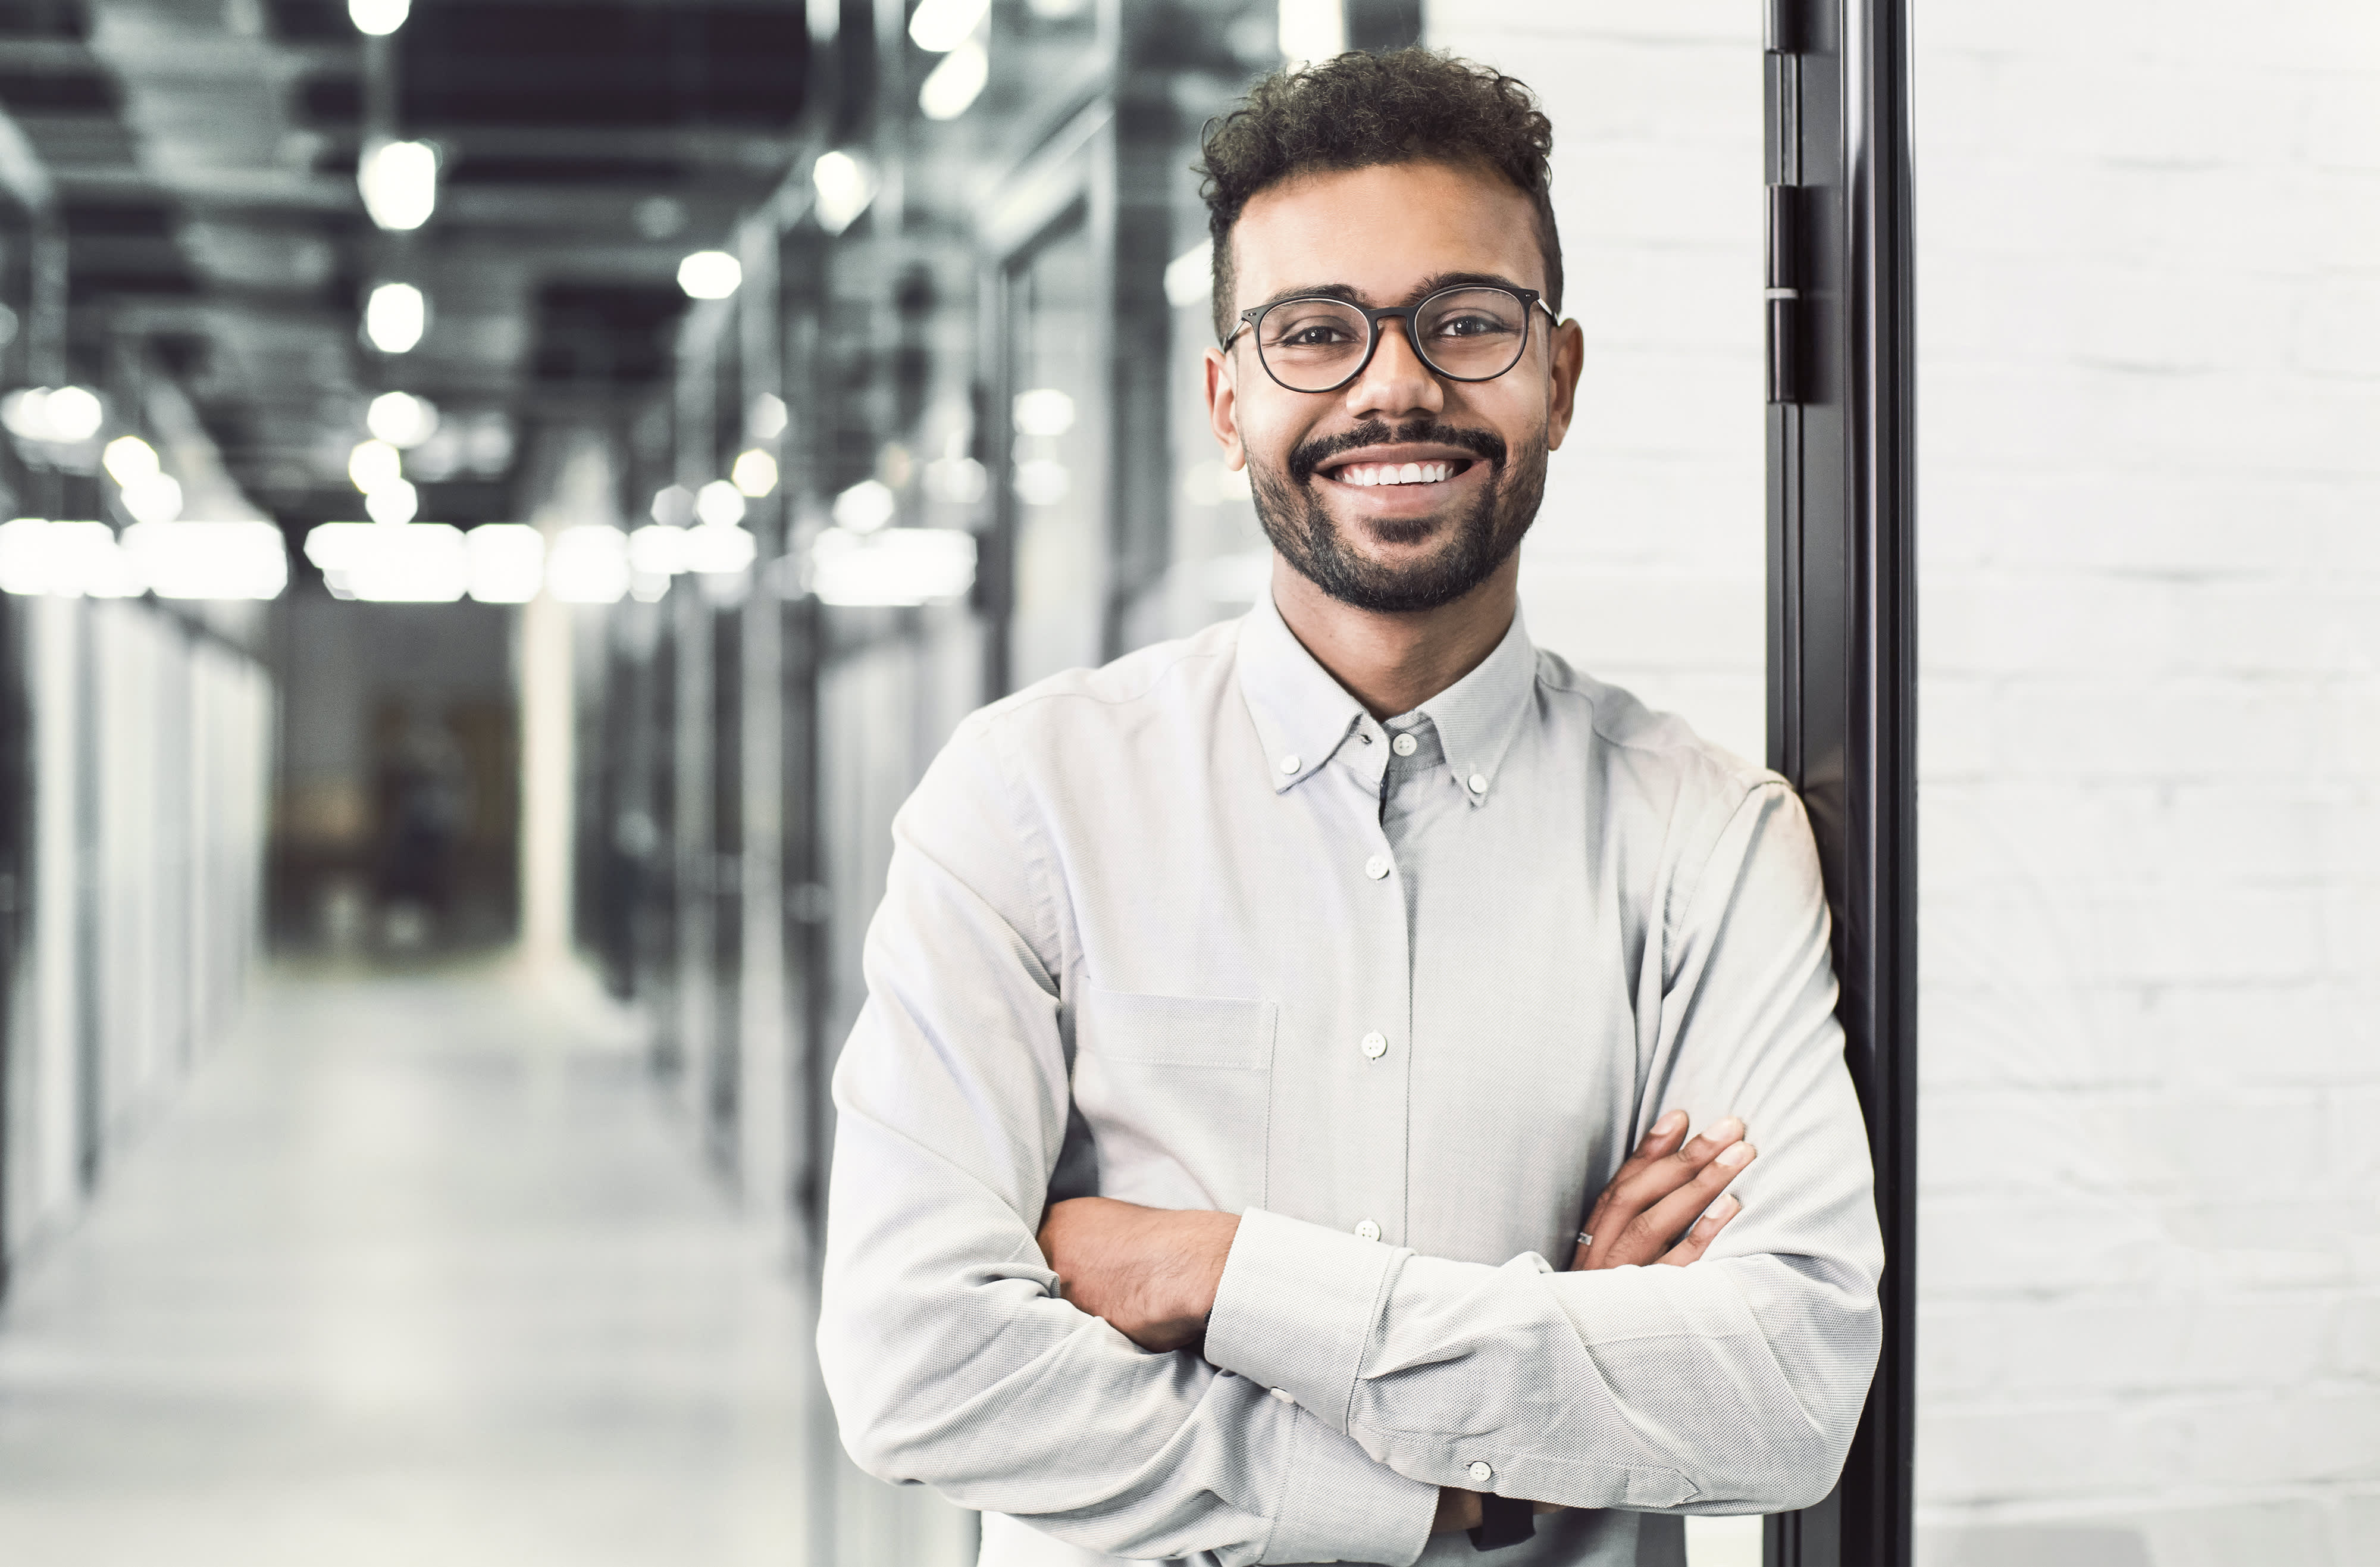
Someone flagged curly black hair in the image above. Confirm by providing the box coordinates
[1195,48,1561,345]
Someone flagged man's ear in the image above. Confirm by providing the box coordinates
[1204,346,1247,471]
[1543,317,1586,453]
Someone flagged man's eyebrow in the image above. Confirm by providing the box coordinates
[1249,271,1534,314]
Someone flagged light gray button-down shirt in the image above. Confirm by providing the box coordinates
[820,596,1882,1567]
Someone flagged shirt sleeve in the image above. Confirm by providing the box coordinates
[1201,781,1883,1516]
[817,713,1442,1566]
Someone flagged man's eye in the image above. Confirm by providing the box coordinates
[1433,314,1515,339]
[1270,320,1357,348]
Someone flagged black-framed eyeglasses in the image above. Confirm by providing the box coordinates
[1221,285,1559,395]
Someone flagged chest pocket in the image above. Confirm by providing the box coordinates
[1072,988,1277,1215]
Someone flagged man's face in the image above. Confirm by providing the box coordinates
[1205,159,1584,614]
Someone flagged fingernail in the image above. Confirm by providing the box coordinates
[1712,1195,1740,1218]
[1718,1141,1754,1168]
[1715,1117,1746,1141]
[1655,1111,1686,1136]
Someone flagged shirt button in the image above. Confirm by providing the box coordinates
[1360,1031,1388,1060]
[1391,733,1419,757]
[1467,1460,1493,1485]
[1354,1219,1381,1242]
[1270,1387,1297,1403]
[1468,773,1489,795]
[1364,855,1391,880]
[1279,754,1301,774]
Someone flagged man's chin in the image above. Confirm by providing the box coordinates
[1309,493,1467,553]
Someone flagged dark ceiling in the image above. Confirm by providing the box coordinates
[0,0,808,536]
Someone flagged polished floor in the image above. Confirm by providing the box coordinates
[0,963,817,1567]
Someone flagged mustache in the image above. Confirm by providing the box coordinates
[1285,419,1508,484]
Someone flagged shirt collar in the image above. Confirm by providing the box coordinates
[1236,592,1538,806]
[1236,593,1367,793]
[1408,605,1537,808]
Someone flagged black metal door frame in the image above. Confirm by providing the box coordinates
[1764,1,1916,1563]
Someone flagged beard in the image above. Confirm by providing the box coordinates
[1247,417,1548,614]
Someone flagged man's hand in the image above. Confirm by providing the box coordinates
[1036,1197,1239,1351]
[1570,1111,1754,1271]
[1430,1114,1758,1533]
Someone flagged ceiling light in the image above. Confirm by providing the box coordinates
[124,521,287,601]
[349,438,404,494]
[365,481,419,526]
[747,393,787,440]
[650,484,693,526]
[0,519,142,599]
[303,522,371,574]
[546,526,631,604]
[808,527,976,607]
[349,0,410,35]
[729,448,779,498]
[43,385,103,442]
[102,434,159,485]
[359,139,439,232]
[355,523,468,602]
[367,391,439,448]
[678,250,743,301]
[812,149,876,236]
[694,480,746,527]
[831,478,895,534]
[1277,0,1345,67]
[366,282,427,354]
[908,0,989,51]
[687,524,756,576]
[1012,387,1076,437]
[919,40,988,121]
[465,525,544,603]
[628,524,690,577]
[118,473,183,526]
[2,385,106,446]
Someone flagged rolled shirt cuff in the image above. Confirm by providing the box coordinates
[1205,1208,1401,1434]
[1261,1399,1439,1566]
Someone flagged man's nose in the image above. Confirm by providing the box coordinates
[1342,317,1443,423]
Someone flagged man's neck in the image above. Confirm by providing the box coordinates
[1269,555,1520,720]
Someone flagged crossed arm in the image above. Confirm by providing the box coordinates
[1038,1113,1759,1535]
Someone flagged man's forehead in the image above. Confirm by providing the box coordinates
[1232,160,1544,302]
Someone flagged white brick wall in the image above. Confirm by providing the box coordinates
[1915,4,2380,1562]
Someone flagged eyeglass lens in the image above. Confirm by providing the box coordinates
[1257,287,1533,393]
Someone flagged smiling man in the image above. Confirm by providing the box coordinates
[819,49,1882,1567]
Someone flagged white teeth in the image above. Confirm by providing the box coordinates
[1335,461,1455,487]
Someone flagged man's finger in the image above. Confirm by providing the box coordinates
[1579,1110,1690,1246]
[1611,1140,1756,1266]
[1584,1116,1745,1269]
[1657,1193,1742,1266]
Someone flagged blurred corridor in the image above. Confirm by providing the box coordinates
[0,963,815,1567]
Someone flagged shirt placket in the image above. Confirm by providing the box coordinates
[1326,719,1410,1247]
